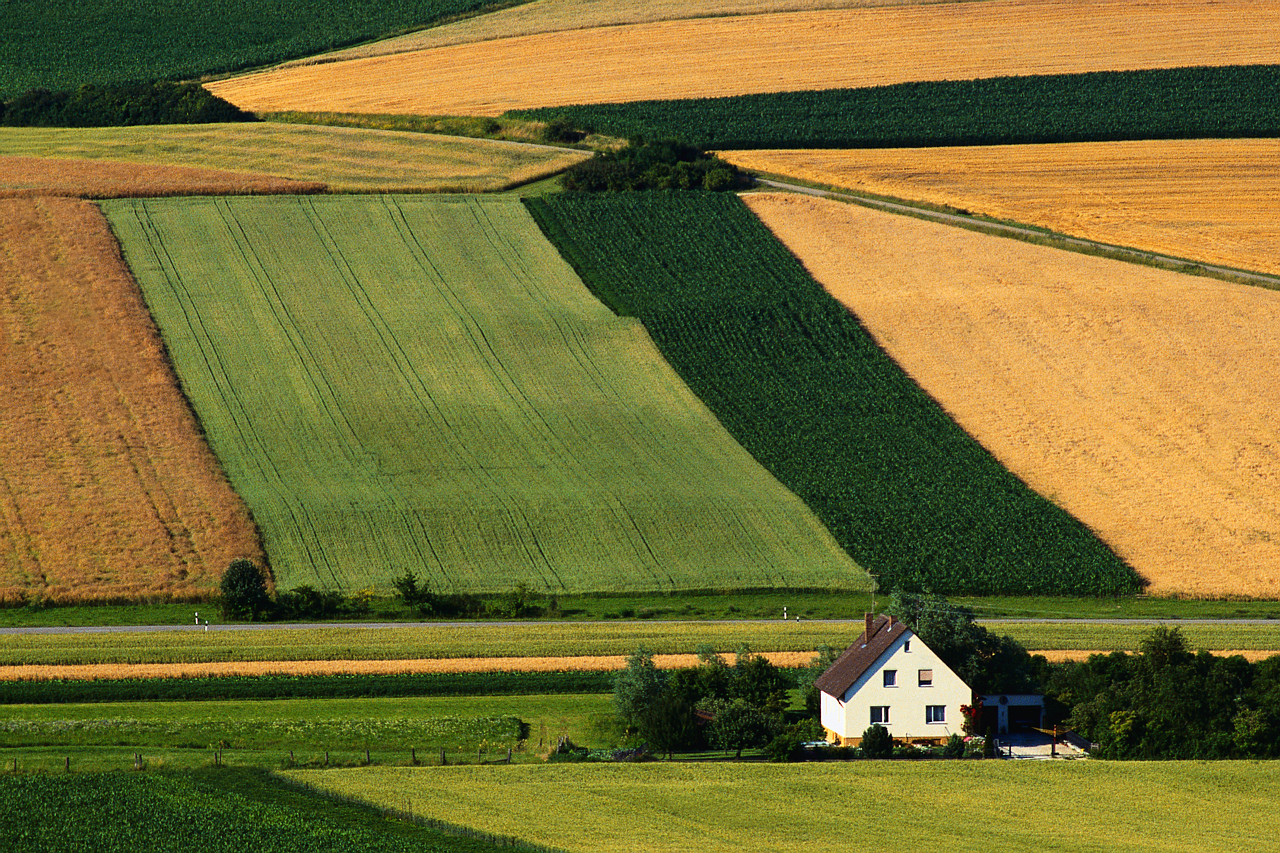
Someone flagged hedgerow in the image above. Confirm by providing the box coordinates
[525,192,1143,595]
[509,65,1280,149]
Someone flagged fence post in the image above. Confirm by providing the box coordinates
[365,748,370,765]
[507,748,512,764]
[440,748,446,766]
[65,756,70,772]
[325,751,329,767]
[411,747,416,765]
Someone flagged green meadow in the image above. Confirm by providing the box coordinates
[288,761,1280,853]
[102,194,865,595]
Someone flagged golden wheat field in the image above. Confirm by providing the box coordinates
[726,139,1280,278]
[292,0,949,65]
[0,197,265,604]
[0,125,591,193]
[744,193,1280,598]
[0,155,325,198]
[208,0,1280,117]
[0,652,816,682]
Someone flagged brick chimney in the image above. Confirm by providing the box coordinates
[865,612,875,641]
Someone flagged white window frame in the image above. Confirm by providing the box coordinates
[925,705,946,724]
[871,706,890,725]
[883,669,897,687]
[918,669,933,687]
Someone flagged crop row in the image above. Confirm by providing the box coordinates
[510,65,1280,149]
[0,0,511,96]
[524,192,1143,595]
[0,770,521,852]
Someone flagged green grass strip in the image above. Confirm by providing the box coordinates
[525,192,1141,596]
[509,65,1280,149]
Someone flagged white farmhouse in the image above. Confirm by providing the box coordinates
[815,613,972,745]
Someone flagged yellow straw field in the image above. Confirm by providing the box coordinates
[0,198,264,603]
[208,0,1280,116]
[0,125,590,193]
[0,155,324,198]
[726,139,1280,278]
[292,0,951,65]
[744,193,1280,598]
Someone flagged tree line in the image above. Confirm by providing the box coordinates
[0,81,254,127]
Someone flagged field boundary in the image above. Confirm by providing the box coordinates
[751,178,1280,291]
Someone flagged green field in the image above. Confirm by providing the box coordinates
[0,621,855,666]
[0,769,523,852]
[526,192,1140,596]
[103,194,865,595]
[0,694,614,771]
[288,762,1280,853]
[511,65,1280,149]
[0,0,519,97]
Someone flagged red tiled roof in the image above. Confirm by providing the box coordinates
[813,614,908,698]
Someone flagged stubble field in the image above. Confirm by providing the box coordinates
[207,0,1280,116]
[744,192,1280,598]
[0,125,591,194]
[0,198,264,603]
[727,139,1280,277]
[0,156,324,198]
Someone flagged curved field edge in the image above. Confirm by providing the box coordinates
[0,125,591,194]
[511,64,1280,149]
[0,197,264,604]
[0,0,523,96]
[0,769,520,853]
[102,194,865,596]
[205,0,1280,117]
[287,762,1280,853]
[524,192,1140,596]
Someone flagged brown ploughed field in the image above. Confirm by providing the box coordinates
[744,193,1280,599]
[0,155,325,198]
[726,139,1280,278]
[207,0,1280,116]
[0,197,264,603]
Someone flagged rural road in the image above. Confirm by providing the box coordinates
[753,178,1280,290]
[1,617,1275,635]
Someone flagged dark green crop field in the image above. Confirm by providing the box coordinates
[526,192,1142,596]
[0,0,518,97]
[510,65,1280,149]
[0,769,523,852]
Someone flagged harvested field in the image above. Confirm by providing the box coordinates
[0,155,324,198]
[744,193,1280,598]
[294,0,952,64]
[0,198,264,603]
[0,125,590,193]
[0,652,815,682]
[209,0,1280,116]
[727,139,1280,278]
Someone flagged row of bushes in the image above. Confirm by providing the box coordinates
[0,81,254,127]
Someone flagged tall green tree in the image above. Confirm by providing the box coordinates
[219,559,271,621]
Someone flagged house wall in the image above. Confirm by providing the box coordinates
[820,630,971,743]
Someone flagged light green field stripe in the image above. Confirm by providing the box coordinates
[289,762,1280,853]
[104,195,868,595]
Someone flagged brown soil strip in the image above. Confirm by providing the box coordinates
[0,197,266,603]
[0,156,325,198]
[0,651,817,682]
[744,192,1280,598]
[209,0,1280,116]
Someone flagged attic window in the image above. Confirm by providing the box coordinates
[918,669,933,687]
[903,640,911,652]
[883,670,897,687]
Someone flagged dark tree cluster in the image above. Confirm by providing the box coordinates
[1044,627,1280,759]
[560,139,751,193]
[0,82,255,127]
[614,645,794,758]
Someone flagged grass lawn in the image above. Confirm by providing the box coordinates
[0,694,616,773]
